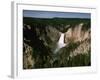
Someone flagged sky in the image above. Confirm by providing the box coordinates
[23,10,91,19]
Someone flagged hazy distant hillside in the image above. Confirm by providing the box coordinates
[23,17,91,69]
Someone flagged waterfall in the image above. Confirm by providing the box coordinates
[54,33,66,54]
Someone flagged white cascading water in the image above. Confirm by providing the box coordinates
[54,33,66,54]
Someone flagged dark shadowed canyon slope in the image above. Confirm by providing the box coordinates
[23,17,91,69]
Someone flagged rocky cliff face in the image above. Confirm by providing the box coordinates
[23,18,91,69]
[23,43,35,69]
[64,23,90,57]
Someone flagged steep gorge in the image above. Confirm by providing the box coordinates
[23,17,91,69]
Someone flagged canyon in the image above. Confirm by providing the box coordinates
[23,17,91,69]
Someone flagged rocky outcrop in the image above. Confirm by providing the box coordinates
[64,23,90,57]
[23,42,35,69]
[64,23,90,43]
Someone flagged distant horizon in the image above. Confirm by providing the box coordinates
[23,16,90,19]
[23,10,91,19]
